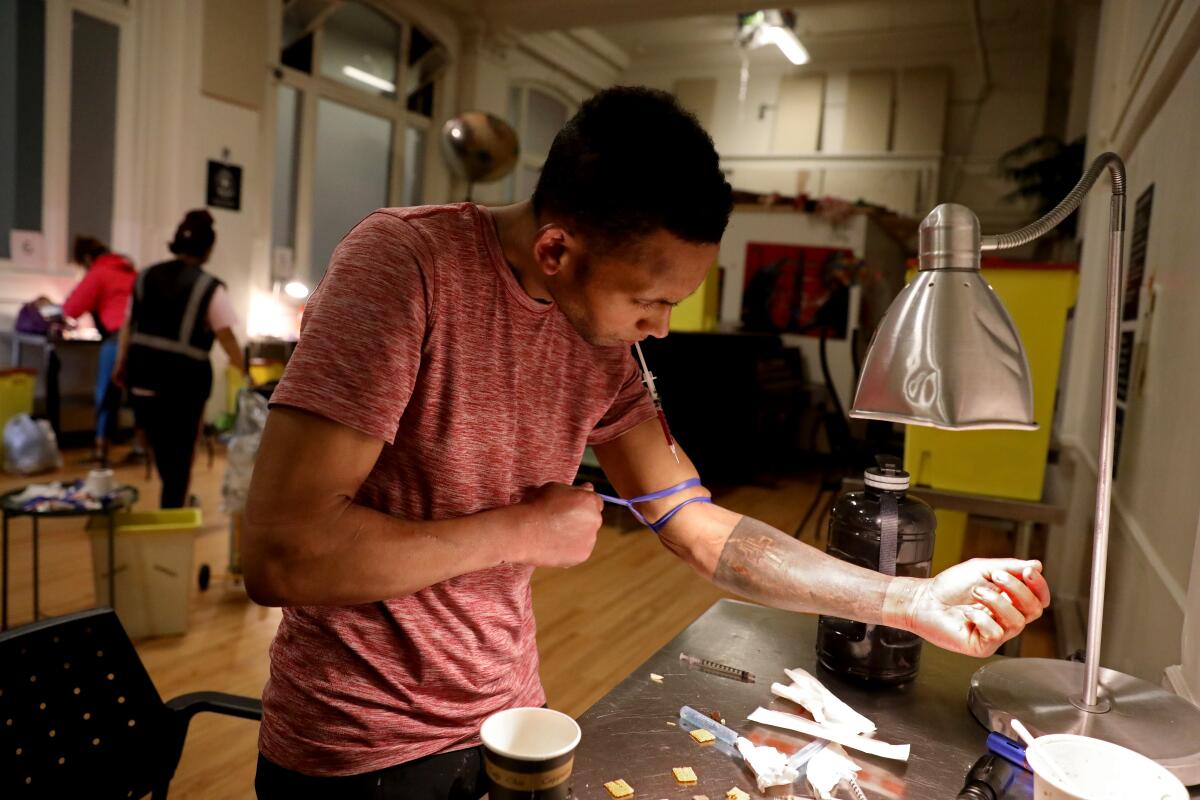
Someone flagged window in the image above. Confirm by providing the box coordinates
[0,0,130,268]
[311,98,393,277]
[402,127,425,207]
[319,2,399,99]
[67,11,120,253]
[274,0,446,285]
[0,0,45,260]
[505,84,572,202]
[271,84,301,253]
[406,26,445,118]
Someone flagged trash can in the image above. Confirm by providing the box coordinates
[0,368,37,465]
[87,508,202,639]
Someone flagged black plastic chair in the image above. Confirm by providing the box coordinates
[0,607,261,799]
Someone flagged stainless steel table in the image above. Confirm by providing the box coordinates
[572,599,1199,799]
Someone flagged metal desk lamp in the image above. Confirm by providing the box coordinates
[850,152,1200,783]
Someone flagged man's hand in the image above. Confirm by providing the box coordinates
[111,358,126,388]
[245,408,606,607]
[512,482,603,569]
[889,558,1051,657]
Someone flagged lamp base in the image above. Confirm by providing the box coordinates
[968,658,1200,785]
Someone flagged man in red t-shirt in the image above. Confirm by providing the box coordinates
[244,88,1050,799]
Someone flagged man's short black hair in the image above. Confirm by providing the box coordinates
[532,86,732,252]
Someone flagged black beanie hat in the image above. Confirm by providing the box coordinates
[169,209,216,258]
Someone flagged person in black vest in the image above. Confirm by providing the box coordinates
[113,210,248,507]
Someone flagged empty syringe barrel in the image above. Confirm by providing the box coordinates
[679,705,739,747]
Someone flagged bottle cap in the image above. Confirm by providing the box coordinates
[864,454,909,491]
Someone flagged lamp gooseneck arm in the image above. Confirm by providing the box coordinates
[980,152,1126,251]
[980,152,1127,712]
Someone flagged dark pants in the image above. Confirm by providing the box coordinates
[255,747,487,800]
[133,393,206,508]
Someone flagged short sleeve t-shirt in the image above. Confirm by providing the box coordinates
[205,283,237,332]
[259,203,655,776]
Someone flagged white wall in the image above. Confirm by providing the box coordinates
[125,1,271,421]
[615,1,1053,229]
[1051,0,1200,689]
[1173,515,1200,702]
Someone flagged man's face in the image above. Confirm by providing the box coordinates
[545,229,719,347]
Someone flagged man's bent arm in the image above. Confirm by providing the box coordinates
[244,406,532,607]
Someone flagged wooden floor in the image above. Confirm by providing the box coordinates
[0,447,1054,798]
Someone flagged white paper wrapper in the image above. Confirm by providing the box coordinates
[771,667,877,735]
[806,743,861,800]
[736,737,800,791]
[747,707,910,761]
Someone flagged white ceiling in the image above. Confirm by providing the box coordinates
[596,1,1041,68]
[597,2,961,53]
[477,0,819,33]
[476,1,1047,71]
[482,0,999,37]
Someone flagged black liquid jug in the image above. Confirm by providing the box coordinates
[816,455,936,684]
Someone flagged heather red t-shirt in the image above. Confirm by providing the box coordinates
[260,203,655,776]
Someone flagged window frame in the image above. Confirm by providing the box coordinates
[505,81,575,203]
[272,0,443,283]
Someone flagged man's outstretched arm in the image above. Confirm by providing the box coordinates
[592,417,1050,657]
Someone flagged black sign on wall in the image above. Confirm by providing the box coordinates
[1123,185,1153,321]
[206,160,242,211]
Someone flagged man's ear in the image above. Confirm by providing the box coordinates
[532,224,576,277]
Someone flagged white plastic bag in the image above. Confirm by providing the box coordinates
[220,390,269,513]
[3,413,63,475]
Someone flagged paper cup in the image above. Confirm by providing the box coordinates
[1026,734,1188,800]
[480,707,580,800]
[85,468,115,497]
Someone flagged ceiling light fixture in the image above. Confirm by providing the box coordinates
[283,280,310,300]
[341,65,395,94]
[736,10,808,66]
[761,24,809,65]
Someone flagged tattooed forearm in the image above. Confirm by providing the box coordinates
[712,516,895,625]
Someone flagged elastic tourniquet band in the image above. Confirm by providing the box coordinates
[597,477,713,534]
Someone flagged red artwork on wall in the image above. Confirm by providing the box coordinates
[741,242,856,338]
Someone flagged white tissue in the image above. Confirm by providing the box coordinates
[805,743,861,800]
[11,483,64,503]
[772,667,877,735]
[735,737,800,791]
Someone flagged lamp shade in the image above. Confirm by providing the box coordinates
[849,204,1037,430]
